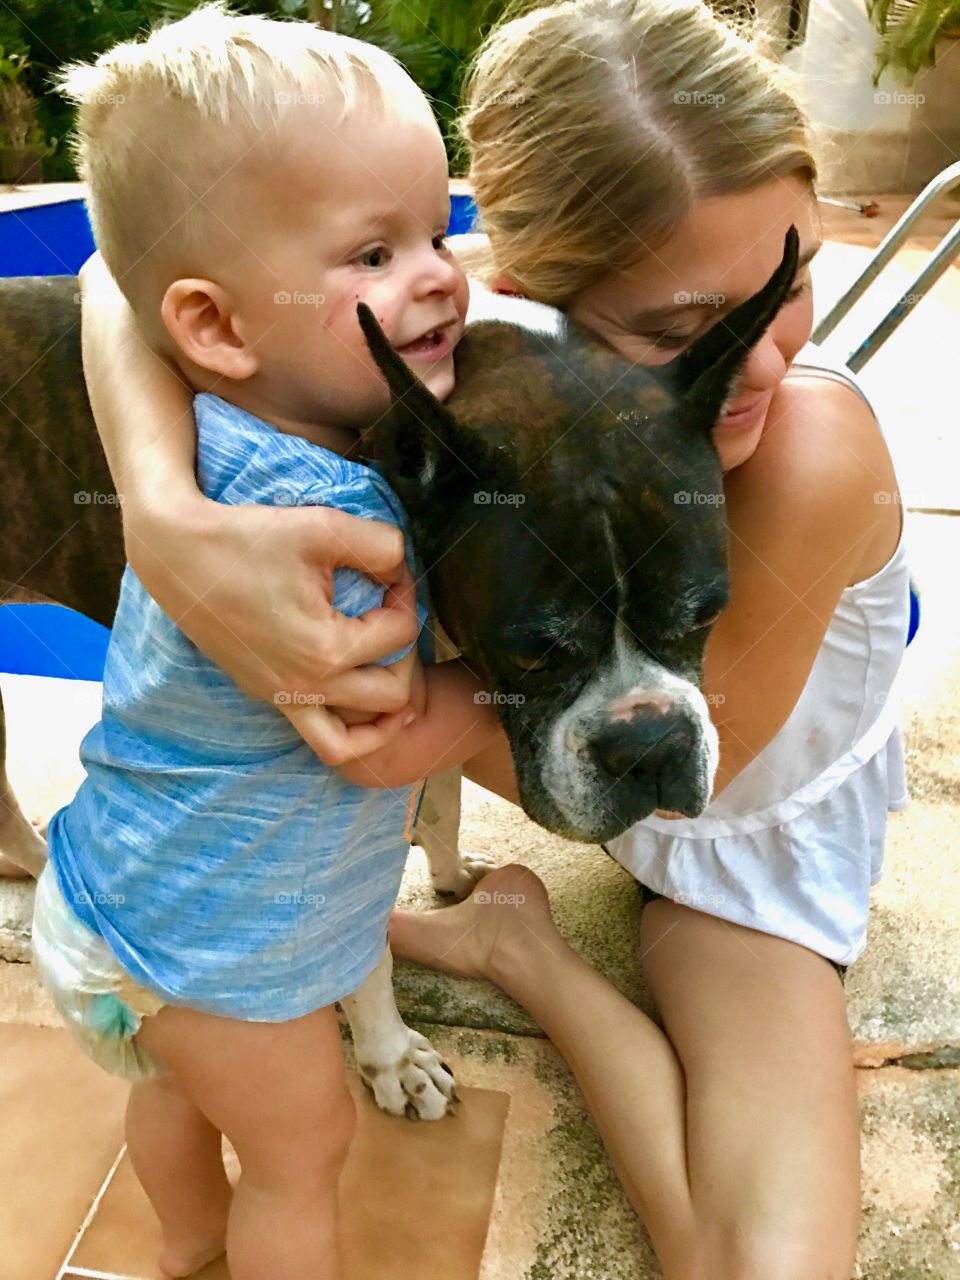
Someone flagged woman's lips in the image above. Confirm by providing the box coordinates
[716,392,771,430]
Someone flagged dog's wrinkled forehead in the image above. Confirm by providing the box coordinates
[449,313,677,475]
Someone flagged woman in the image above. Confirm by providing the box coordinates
[62,2,907,1275]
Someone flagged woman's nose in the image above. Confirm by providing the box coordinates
[740,321,788,391]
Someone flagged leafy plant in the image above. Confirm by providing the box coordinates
[0,47,44,150]
[0,0,509,176]
[866,0,960,84]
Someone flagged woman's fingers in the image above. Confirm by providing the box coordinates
[306,506,409,586]
[306,661,414,715]
[305,601,419,682]
[282,703,413,767]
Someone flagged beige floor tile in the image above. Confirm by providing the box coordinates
[0,1023,127,1280]
[70,1075,509,1280]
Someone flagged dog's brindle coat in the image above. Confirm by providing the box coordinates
[0,227,797,1115]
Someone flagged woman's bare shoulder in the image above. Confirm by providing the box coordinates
[732,373,901,585]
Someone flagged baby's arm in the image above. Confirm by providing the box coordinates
[77,253,418,762]
[702,378,901,797]
[336,657,510,790]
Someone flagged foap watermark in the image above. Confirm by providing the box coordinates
[75,889,125,907]
[675,891,726,909]
[274,90,326,107]
[673,90,725,107]
[274,290,326,308]
[674,290,725,308]
[274,690,326,707]
[75,490,123,507]
[674,490,725,506]
[874,89,925,106]
[706,692,726,707]
[475,490,525,506]
[874,491,904,505]
[79,91,125,106]
[474,690,526,706]
[489,90,527,106]
[474,889,525,906]
[274,891,327,906]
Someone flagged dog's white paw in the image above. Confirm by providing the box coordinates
[357,1027,457,1121]
[430,852,498,900]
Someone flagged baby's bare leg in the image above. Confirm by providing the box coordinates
[126,1073,232,1278]
[135,1001,355,1280]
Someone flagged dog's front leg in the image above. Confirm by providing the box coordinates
[412,768,496,898]
[340,946,457,1121]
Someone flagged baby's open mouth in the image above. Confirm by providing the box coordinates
[396,328,447,354]
[395,324,456,362]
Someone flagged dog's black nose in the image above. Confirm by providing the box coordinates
[591,711,697,797]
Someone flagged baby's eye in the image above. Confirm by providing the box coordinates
[357,246,389,269]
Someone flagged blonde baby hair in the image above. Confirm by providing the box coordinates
[55,1,425,318]
[461,0,819,307]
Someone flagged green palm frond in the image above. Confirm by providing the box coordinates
[866,0,960,84]
[373,0,512,54]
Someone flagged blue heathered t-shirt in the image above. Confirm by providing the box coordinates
[47,392,431,1020]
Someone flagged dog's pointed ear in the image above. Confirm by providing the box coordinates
[357,302,489,512]
[672,225,800,426]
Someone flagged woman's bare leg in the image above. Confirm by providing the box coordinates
[390,864,860,1280]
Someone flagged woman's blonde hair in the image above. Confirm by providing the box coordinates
[461,0,818,306]
[55,2,420,314]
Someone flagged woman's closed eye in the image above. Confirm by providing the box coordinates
[642,276,812,351]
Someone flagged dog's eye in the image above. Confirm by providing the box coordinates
[507,652,550,673]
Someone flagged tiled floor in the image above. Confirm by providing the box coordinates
[1,1023,508,1280]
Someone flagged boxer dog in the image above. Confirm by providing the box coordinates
[0,227,798,1116]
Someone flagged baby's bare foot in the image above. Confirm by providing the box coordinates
[389,863,557,985]
[158,1231,226,1279]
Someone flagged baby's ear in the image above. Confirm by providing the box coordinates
[357,303,492,514]
[159,279,258,380]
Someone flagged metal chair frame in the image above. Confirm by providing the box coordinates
[813,160,960,372]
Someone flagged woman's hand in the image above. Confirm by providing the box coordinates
[130,499,422,763]
[77,252,420,763]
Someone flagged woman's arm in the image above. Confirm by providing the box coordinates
[77,253,420,763]
[702,378,901,797]
[337,658,512,790]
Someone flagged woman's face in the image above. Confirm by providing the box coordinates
[563,175,822,472]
